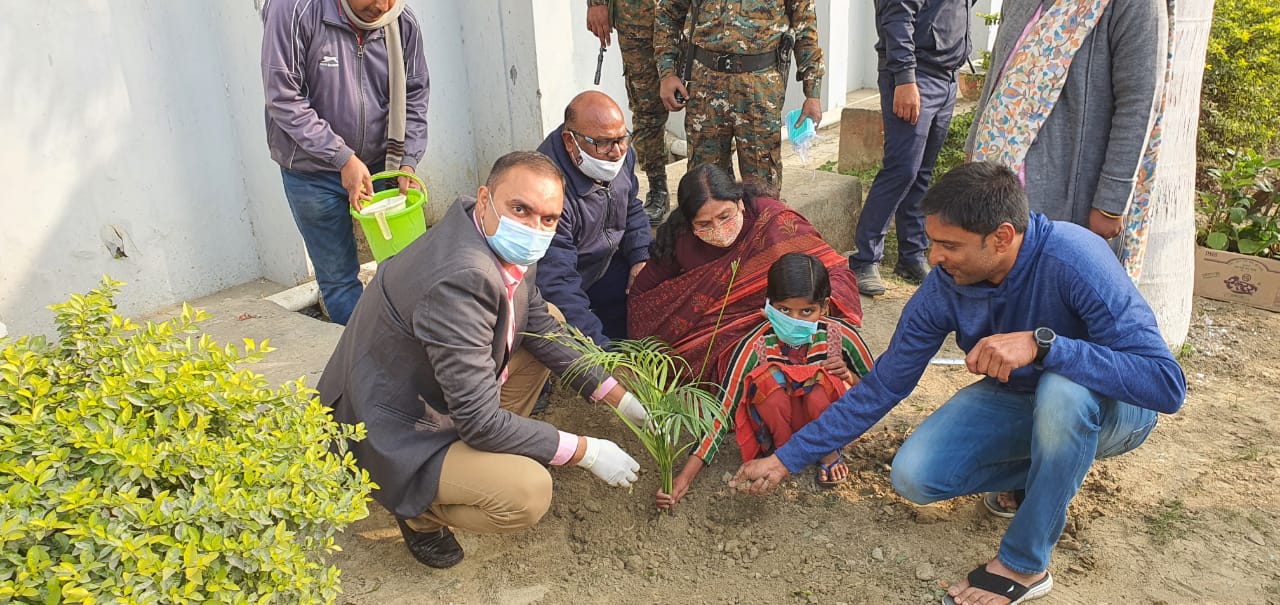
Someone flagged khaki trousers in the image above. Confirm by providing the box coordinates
[404,305,562,534]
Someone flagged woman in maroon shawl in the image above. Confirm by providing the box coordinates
[629,163,862,384]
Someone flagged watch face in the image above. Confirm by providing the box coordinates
[1036,327,1054,344]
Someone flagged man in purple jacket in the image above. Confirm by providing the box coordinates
[732,162,1186,605]
[535,91,652,348]
[261,0,429,325]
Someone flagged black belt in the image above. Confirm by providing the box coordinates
[693,46,777,74]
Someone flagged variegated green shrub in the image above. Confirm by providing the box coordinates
[0,278,375,604]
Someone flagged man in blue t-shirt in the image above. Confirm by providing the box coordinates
[731,162,1186,605]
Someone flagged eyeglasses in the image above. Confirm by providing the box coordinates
[691,203,742,236]
[570,129,631,154]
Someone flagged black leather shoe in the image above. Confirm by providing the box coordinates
[397,519,464,569]
[644,189,669,226]
[852,263,886,296]
[893,258,932,284]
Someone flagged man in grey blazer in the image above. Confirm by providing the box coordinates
[319,151,649,569]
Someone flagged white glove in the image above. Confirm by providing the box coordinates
[576,436,640,488]
[616,392,649,426]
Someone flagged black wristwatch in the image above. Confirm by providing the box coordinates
[1033,327,1056,370]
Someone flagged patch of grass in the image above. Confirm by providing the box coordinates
[1144,499,1196,545]
[817,159,881,191]
[1177,342,1195,360]
[933,110,976,180]
[1231,445,1267,462]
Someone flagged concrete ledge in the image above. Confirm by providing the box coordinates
[264,261,379,312]
[837,106,884,173]
[779,166,863,254]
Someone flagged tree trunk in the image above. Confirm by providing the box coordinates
[1136,0,1216,349]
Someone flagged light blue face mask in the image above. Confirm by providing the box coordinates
[764,300,819,347]
[483,194,555,266]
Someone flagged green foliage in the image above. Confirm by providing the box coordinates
[541,328,726,495]
[1200,0,1280,167]
[817,160,880,192]
[0,278,375,604]
[933,109,976,181]
[977,11,1002,27]
[976,50,993,72]
[1196,150,1280,258]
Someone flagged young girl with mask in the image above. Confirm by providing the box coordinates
[655,252,874,509]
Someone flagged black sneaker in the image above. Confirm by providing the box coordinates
[644,189,669,226]
[852,263,886,296]
[397,518,464,569]
[893,258,932,284]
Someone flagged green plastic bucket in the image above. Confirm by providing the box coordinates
[349,170,428,262]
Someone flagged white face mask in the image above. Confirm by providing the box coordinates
[572,137,625,182]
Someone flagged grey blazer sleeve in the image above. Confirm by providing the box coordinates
[413,267,560,462]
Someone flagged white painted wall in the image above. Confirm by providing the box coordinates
[0,1,880,338]
[0,2,264,337]
[462,1,547,183]
[846,1,882,92]
[533,2,635,139]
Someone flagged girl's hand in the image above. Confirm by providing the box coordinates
[656,457,704,510]
[821,356,852,382]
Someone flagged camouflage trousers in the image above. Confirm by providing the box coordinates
[618,33,669,177]
[685,62,786,186]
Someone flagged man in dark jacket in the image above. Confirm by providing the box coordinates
[261,0,429,325]
[849,0,972,295]
[319,152,648,570]
[733,163,1186,604]
[535,91,652,347]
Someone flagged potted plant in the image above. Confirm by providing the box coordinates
[960,13,1002,101]
[959,51,990,101]
[1193,149,1280,310]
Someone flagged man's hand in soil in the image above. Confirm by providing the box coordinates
[965,331,1037,383]
[656,456,704,510]
[341,155,374,211]
[729,454,789,495]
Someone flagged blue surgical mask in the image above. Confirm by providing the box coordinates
[764,300,819,347]
[482,195,554,266]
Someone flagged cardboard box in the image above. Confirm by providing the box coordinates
[1194,246,1280,312]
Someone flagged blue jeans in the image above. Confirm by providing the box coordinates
[849,69,956,268]
[280,168,363,325]
[890,373,1158,574]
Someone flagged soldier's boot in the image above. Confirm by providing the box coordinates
[644,170,669,226]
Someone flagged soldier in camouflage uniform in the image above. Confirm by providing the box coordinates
[587,0,671,225]
[654,0,825,187]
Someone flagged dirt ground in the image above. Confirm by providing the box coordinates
[327,276,1280,605]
